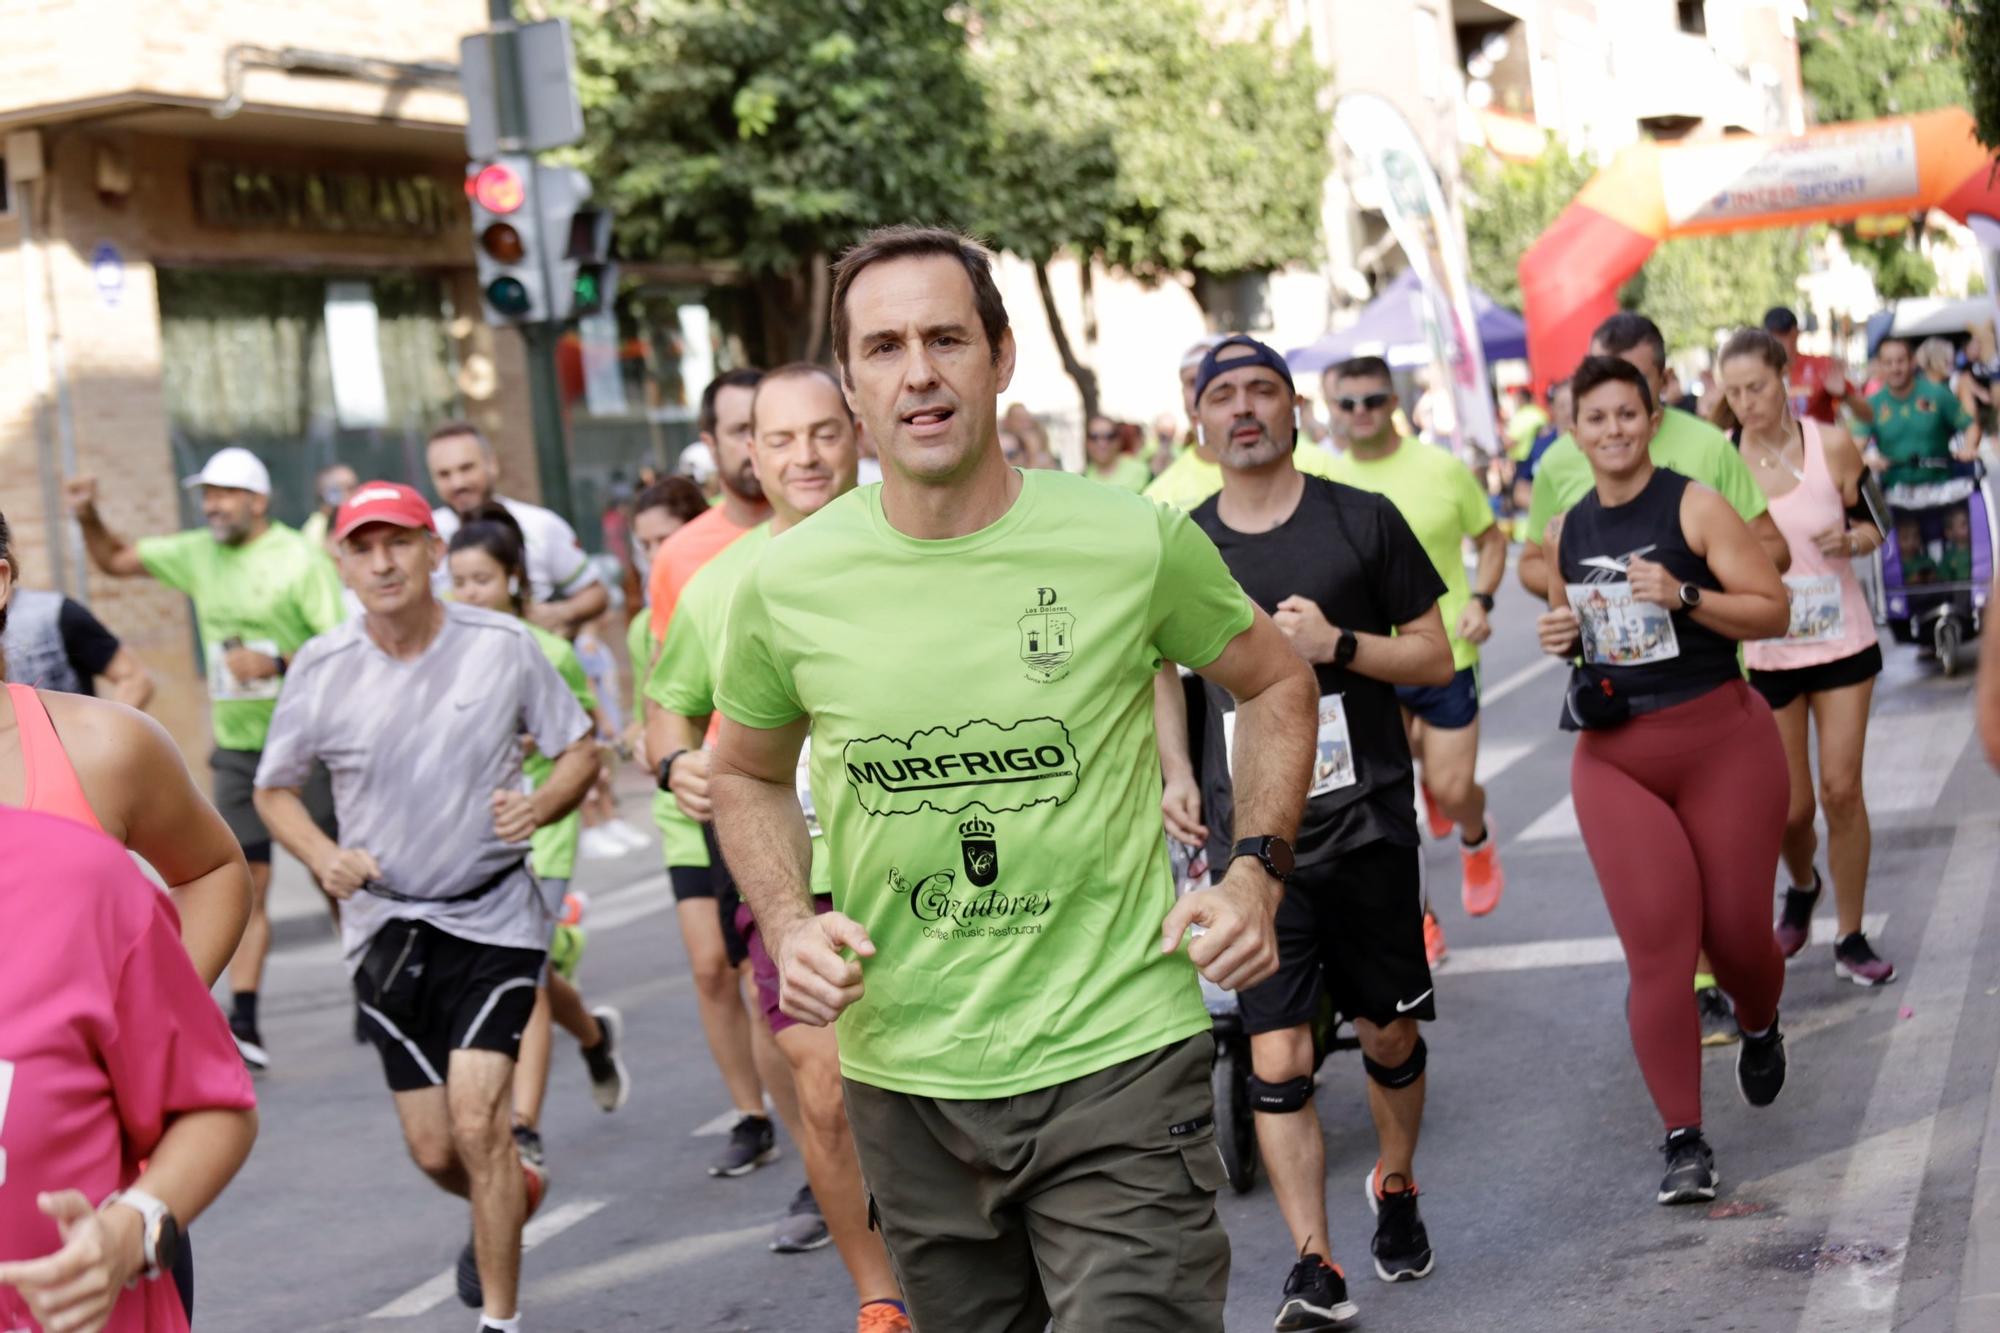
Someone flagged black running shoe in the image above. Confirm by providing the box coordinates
[1657,1128,1718,1205]
[1834,932,1896,986]
[1774,870,1821,959]
[1364,1168,1435,1282]
[1273,1254,1359,1330]
[455,1233,481,1308]
[769,1183,831,1253]
[580,1005,630,1112]
[512,1123,545,1169]
[1696,986,1739,1047]
[1736,1017,1787,1108]
[708,1113,779,1178]
[228,1014,269,1071]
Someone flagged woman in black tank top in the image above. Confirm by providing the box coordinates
[1534,357,1794,1210]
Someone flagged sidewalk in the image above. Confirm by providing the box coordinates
[267,765,665,951]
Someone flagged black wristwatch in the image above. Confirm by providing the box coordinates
[1332,630,1359,669]
[1677,582,1703,610]
[655,748,688,792]
[1231,836,1295,883]
[1471,592,1496,613]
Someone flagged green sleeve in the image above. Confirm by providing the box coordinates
[626,610,654,720]
[713,568,805,729]
[1861,393,1885,440]
[1705,436,1769,522]
[1523,438,1582,543]
[1148,503,1254,670]
[135,531,201,592]
[646,587,717,718]
[1450,453,1496,536]
[296,544,348,636]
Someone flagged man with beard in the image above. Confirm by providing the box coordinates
[1156,337,1454,1330]
[66,447,345,1070]
[641,367,794,1181]
[710,226,1318,1332]
[649,363,911,1326]
[426,423,606,637]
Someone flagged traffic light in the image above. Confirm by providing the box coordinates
[563,207,617,319]
[467,155,547,323]
[534,166,617,321]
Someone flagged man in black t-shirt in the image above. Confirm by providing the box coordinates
[1,585,154,709]
[1155,336,1453,1330]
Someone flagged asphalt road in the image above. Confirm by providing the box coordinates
[194,568,2000,1333]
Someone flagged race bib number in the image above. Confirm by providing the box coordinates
[207,637,284,702]
[1565,583,1680,667]
[1224,693,1357,798]
[1767,574,1845,645]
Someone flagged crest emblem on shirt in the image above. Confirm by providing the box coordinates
[1019,587,1076,682]
[960,817,999,886]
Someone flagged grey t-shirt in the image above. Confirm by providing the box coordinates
[256,602,592,972]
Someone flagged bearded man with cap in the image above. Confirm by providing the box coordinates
[254,481,597,1333]
[1152,336,1455,1331]
[66,446,345,1070]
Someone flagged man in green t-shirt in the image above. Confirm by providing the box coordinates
[651,363,910,1327]
[1519,313,1791,600]
[1325,356,1510,935]
[1864,336,1982,487]
[67,447,345,1070]
[709,225,1318,1332]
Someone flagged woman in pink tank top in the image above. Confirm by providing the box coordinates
[1,508,251,989]
[1716,329,1894,986]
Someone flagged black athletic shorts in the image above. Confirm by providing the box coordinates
[1749,643,1883,711]
[353,919,545,1093]
[704,824,751,968]
[1236,838,1435,1033]
[212,749,336,864]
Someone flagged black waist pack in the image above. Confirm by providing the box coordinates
[357,919,430,1025]
[1564,666,1631,731]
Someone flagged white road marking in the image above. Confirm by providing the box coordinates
[1959,984,2000,1327]
[691,1097,778,1137]
[1441,915,1886,977]
[367,1198,609,1318]
[527,1222,774,1302]
[1515,793,1579,843]
[1793,820,2000,1332]
[1474,740,1536,785]
[1479,655,1562,707]
[1862,708,1973,813]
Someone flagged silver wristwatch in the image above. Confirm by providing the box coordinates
[103,1188,178,1280]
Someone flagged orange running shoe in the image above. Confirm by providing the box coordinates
[1460,822,1504,917]
[858,1301,913,1332]
[1419,784,1454,840]
[1422,909,1448,966]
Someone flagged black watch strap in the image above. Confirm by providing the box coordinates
[1471,592,1496,613]
[1230,835,1295,882]
[656,748,688,792]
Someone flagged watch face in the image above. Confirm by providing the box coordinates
[1265,837,1296,878]
[155,1215,181,1274]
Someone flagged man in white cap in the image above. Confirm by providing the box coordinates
[67,446,346,1070]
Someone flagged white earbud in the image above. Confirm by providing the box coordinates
[1196,422,1207,448]
[1293,404,1303,432]
[507,575,520,598]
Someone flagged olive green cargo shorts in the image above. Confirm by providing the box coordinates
[843,1033,1230,1333]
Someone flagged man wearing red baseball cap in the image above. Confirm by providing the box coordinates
[253,479,600,1332]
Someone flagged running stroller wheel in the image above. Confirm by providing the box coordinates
[1211,1033,1259,1194]
[1937,618,1963,676]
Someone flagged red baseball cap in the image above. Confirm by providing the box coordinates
[331,482,438,543]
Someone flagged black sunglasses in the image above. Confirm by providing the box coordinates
[1087,429,1119,440]
[1335,392,1392,412]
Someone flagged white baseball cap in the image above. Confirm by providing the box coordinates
[182,447,271,496]
[676,441,717,484]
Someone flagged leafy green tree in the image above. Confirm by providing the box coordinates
[548,0,986,364]
[972,0,1328,418]
[1948,2,2000,150]
[1620,229,1810,357]
[1460,138,1596,312]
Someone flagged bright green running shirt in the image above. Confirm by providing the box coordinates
[525,622,597,881]
[1865,380,1972,486]
[716,471,1254,1097]
[1523,407,1768,543]
[1087,455,1154,494]
[1144,439,1341,510]
[648,522,832,895]
[136,522,346,752]
[1327,438,1496,670]
[627,608,708,870]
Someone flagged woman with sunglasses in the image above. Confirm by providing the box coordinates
[1536,356,1792,1207]
[1082,414,1153,492]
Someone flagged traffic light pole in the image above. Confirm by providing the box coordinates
[484,0,575,522]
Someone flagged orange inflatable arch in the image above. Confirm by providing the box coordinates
[1519,107,2000,393]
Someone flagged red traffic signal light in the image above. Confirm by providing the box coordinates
[469,163,527,215]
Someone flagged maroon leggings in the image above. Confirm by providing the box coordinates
[1572,680,1787,1131]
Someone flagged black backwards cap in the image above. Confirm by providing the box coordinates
[1193,335,1296,406]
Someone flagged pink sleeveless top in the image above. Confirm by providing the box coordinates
[1744,419,1880,672]
[5,681,105,831]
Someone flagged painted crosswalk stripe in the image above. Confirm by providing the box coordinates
[367,1198,608,1318]
[1441,914,1886,977]
[1478,655,1561,708]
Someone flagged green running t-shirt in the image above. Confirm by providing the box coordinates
[1087,455,1155,493]
[135,523,346,752]
[627,608,708,870]
[525,622,597,881]
[716,471,1254,1098]
[1865,380,1972,486]
[1327,438,1496,670]
[1143,439,1342,511]
[1523,407,1768,544]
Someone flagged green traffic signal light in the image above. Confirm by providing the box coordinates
[573,271,601,311]
[486,277,531,318]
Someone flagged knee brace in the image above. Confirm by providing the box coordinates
[1363,1036,1428,1090]
[1247,1073,1314,1113]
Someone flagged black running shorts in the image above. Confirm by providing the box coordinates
[353,920,545,1093]
[1749,643,1883,712]
[213,749,337,864]
[1236,838,1436,1032]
